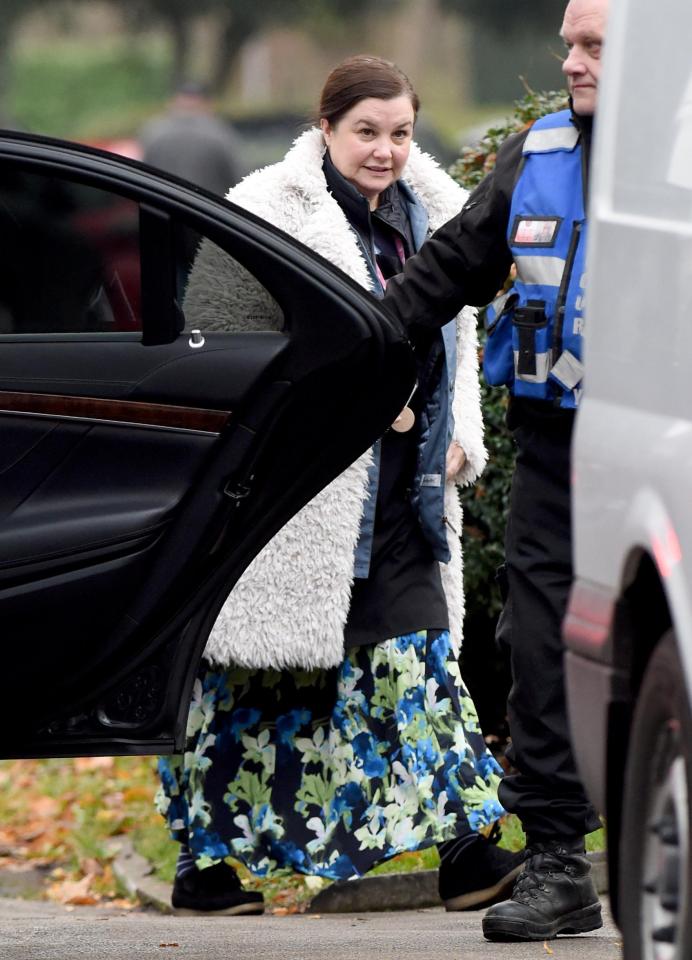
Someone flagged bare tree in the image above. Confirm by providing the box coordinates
[117,0,396,96]
[0,0,400,122]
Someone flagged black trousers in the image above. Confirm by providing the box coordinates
[496,408,601,840]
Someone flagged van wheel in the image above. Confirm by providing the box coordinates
[619,630,692,959]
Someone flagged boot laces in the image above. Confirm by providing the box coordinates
[512,844,571,902]
[513,865,545,902]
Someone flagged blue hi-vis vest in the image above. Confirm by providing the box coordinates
[483,110,587,409]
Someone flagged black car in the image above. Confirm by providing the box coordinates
[0,130,414,760]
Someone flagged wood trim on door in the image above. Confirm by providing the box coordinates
[0,391,231,433]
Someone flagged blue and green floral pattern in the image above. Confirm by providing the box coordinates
[156,629,504,880]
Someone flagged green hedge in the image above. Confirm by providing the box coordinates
[9,40,170,138]
[450,88,569,623]
[449,89,569,733]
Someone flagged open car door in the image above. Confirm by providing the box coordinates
[0,132,415,759]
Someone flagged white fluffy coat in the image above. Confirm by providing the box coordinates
[185,128,486,670]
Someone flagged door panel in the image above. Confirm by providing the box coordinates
[0,133,415,758]
[0,333,289,406]
[0,417,213,571]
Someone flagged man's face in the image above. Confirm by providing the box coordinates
[560,0,609,116]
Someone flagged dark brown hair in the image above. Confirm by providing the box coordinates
[318,55,420,127]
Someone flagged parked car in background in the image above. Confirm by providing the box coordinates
[0,129,414,761]
[87,137,142,161]
[564,0,692,957]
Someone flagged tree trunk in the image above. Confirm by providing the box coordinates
[165,12,193,92]
[209,10,256,99]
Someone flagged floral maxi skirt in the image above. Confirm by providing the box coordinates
[156,629,505,881]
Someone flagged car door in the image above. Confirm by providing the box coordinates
[0,131,415,759]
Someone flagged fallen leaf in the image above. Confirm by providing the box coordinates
[48,873,100,906]
[95,810,119,823]
[122,786,153,803]
[73,757,115,772]
[159,944,180,949]
[272,907,289,916]
[543,941,554,955]
[106,898,136,910]
[19,821,48,842]
[78,857,103,878]
[30,797,60,818]
[103,792,125,809]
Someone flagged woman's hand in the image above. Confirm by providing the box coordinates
[446,441,467,480]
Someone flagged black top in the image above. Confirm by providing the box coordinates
[343,397,450,648]
[322,152,449,649]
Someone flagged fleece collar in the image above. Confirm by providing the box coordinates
[278,128,467,233]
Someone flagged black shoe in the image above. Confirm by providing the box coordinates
[438,832,526,911]
[482,837,602,941]
[172,861,265,916]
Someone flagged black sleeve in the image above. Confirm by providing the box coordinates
[383,129,527,331]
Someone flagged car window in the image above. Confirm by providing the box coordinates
[611,0,692,221]
[181,233,284,335]
[0,172,142,334]
[0,169,284,338]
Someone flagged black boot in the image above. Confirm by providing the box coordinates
[482,837,602,941]
[172,861,265,916]
[438,831,526,911]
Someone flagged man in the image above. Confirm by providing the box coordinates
[384,0,608,942]
[139,81,243,196]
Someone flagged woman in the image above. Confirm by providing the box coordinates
[157,55,523,916]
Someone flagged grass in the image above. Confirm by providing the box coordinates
[0,754,605,911]
[9,36,171,140]
[493,810,606,854]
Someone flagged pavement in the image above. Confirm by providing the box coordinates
[0,844,619,959]
[0,895,623,960]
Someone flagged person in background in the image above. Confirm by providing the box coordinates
[156,55,523,917]
[139,80,242,195]
[383,0,609,943]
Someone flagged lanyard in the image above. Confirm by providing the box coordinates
[374,234,407,290]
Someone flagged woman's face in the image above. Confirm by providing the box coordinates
[321,95,415,208]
